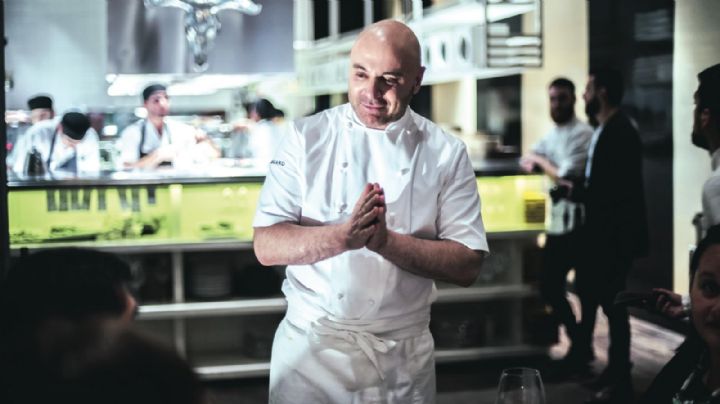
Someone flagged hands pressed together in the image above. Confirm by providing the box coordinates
[341,183,389,253]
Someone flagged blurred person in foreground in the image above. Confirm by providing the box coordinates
[578,68,649,404]
[520,77,593,373]
[641,224,720,404]
[12,318,204,404]
[116,84,219,169]
[0,248,138,402]
[253,19,487,403]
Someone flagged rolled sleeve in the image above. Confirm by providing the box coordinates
[436,144,489,252]
[253,123,305,227]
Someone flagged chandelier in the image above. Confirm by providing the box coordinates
[144,0,263,72]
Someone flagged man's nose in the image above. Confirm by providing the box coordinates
[369,78,386,99]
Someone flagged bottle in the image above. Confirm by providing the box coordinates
[24,147,46,176]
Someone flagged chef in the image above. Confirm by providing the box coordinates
[253,20,488,403]
[12,111,100,176]
[115,84,219,169]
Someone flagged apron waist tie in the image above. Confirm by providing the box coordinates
[310,316,395,380]
[285,302,430,382]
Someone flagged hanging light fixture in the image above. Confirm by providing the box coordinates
[144,0,263,72]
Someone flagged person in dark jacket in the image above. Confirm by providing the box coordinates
[577,68,649,404]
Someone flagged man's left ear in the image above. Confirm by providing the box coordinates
[413,67,426,95]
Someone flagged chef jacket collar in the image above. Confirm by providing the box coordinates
[347,105,415,139]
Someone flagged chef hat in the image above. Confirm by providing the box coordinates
[61,112,91,141]
[27,95,53,110]
[142,84,167,101]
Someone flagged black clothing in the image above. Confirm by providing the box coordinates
[540,231,581,341]
[576,111,649,374]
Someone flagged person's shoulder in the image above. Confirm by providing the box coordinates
[292,104,345,143]
[119,119,143,137]
[607,110,638,133]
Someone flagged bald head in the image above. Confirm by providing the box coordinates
[354,20,422,72]
[348,20,425,129]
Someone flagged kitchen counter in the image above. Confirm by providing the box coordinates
[8,157,524,189]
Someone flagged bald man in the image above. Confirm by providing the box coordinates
[253,20,487,402]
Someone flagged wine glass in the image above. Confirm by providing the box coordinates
[495,367,546,404]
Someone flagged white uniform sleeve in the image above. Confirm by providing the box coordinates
[116,124,141,168]
[253,122,305,227]
[78,128,101,174]
[557,124,593,179]
[437,144,489,252]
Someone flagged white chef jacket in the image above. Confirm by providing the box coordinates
[11,118,100,175]
[115,119,203,168]
[254,103,488,403]
[532,117,593,234]
[702,148,720,232]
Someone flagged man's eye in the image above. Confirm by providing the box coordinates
[384,77,398,86]
[355,72,367,79]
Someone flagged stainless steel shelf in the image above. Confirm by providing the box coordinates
[138,284,536,320]
[10,239,254,254]
[435,284,535,303]
[193,345,548,380]
[138,297,287,320]
[196,362,271,380]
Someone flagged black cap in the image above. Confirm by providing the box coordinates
[142,84,167,101]
[27,95,53,110]
[61,112,91,141]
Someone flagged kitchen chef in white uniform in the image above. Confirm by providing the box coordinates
[12,112,100,176]
[253,20,488,404]
[115,84,219,170]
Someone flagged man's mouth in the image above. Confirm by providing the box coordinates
[361,102,385,111]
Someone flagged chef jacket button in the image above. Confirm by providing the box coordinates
[338,293,344,300]
[346,121,353,128]
[368,299,375,306]
[341,162,348,168]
